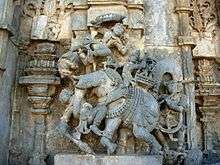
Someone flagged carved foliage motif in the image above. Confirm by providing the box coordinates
[190,0,217,33]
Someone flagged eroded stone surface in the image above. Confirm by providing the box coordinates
[0,0,219,165]
[54,155,163,165]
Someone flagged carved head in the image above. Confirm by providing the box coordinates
[112,23,125,37]
[166,80,178,94]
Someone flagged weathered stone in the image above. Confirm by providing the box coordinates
[31,15,48,40]
[0,0,219,165]
[54,155,163,165]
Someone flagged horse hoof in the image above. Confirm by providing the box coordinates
[101,137,117,155]
[107,143,117,155]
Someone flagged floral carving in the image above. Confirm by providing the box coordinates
[190,0,217,33]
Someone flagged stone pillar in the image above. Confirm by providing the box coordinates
[72,2,88,45]
[19,43,60,165]
[175,0,198,149]
[200,107,217,151]
[0,0,16,164]
[0,0,14,82]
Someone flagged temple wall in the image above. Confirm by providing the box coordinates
[0,0,19,164]
[0,0,219,165]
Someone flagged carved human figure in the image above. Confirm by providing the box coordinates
[47,21,61,40]
[58,34,112,80]
[72,102,107,140]
[57,68,162,155]
[122,49,146,86]
[76,102,94,135]
[102,23,130,66]
[104,23,127,48]
[57,68,120,128]
[158,80,188,151]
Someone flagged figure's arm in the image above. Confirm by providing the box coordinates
[114,41,128,55]
[165,97,184,112]
[103,31,112,45]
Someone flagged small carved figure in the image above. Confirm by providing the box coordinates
[47,22,61,40]
[122,49,146,86]
[79,34,113,71]
[72,102,98,140]
[102,23,130,66]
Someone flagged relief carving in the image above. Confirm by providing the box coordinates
[55,15,188,159]
[24,0,74,41]
[11,0,220,164]
[190,0,217,34]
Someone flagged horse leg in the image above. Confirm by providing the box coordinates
[90,104,108,136]
[133,124,162,154]
[100,118,122,155]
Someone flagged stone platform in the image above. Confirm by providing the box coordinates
[54,154,163,165]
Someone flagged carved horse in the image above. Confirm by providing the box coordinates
[62,68,162,154]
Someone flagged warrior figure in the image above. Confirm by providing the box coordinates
[157,80,188,151]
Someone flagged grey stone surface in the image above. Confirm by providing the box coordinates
[0,40,18,164]
[0,0,219,165]
[54,154,163,165]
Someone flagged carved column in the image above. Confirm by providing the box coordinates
[0,0,14,84]
[0,0,16,164]
[19,43,60,165]
[175,0,197,149]
[200,107,217,151]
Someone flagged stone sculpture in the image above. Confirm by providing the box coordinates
[56,17,188,158]
[2,0,220,165]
